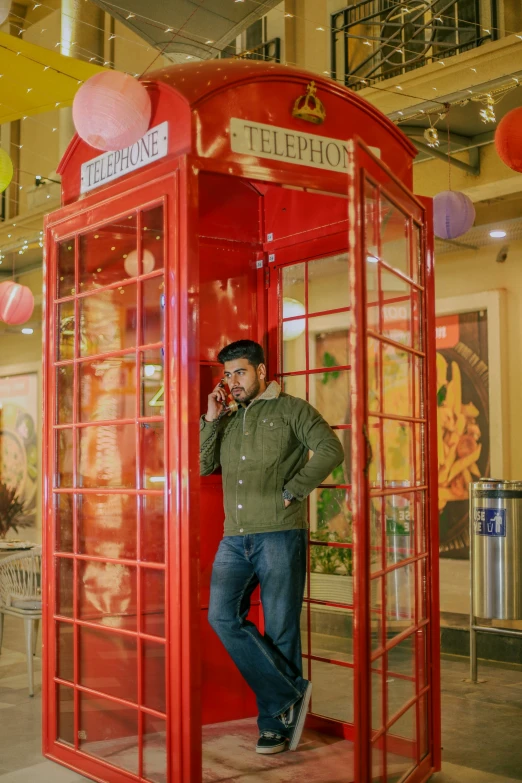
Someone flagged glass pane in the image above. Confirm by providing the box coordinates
[141,493,165,563]
[419,694,428,760]
[140,423,164,490]
[281,373,306,400]
[411,289,422,352]
[56,364,74,424]
[282,325,306,372]
[372,741,384,783]
[79,283,137,357]
[57,300,75,361]
[78,423,136,489]
[143,640,166,713]
[55,492,74,553]
[370,496,383,574]
[141,348,164,417]
[368,338,381,412]
[414,424,426,487]
[142,205,165,273]
[79,561,137,631]
[413,223,422,284]
[79,214,137,292]
[366,256,379,333]
[365,180,379,261]
[57,684,75,746]
[142,276,165,347]
[282,262,305,302]
[143,714,167,783]
[383,420,413,487]
[310,487,352,543]
[385,489,414,566]
[382,288,411,347]
[311,659,353,723]
[80,353,136,422]
[380,194,408,278]
[386,706,416,781]
[413,356,424,420]
[417,626,428,688]
[80,626,137,702]
[79,693,138,775]
[58,239,75,299]
[310,369,350,427]
[142,569,165,638]
[371,660,383,731]
[309,313,350,371]
[56,428,74,488]
[57,621,74,682]
[78,493,137,560]
[56,557,74,617]
[371,577,383,652]
[308,253,349,314]
[387,634,415,721]
[417,558,427,623]
[309,559,353,604]
[386,564,415,639]
[382,345,412,418]
[309,605,353,663]
[368,417,382,489]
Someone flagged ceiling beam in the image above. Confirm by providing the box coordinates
[412,139,481,176]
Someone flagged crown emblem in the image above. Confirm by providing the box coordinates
[292,81,326,125]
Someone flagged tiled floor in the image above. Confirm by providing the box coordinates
[0,616,521,782]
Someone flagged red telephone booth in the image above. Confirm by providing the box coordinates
[42,60,441,783]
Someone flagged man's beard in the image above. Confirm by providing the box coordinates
[236,377,261,404]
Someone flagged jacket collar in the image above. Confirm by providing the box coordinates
[255,380,281,401]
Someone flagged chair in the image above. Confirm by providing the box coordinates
[0,546,42,697]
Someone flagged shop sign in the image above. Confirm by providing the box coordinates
[80,121,169,194]
[230,117,380,174]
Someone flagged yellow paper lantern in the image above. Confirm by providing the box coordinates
[0,149,13,193]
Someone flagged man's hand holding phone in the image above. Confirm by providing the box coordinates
[205,380,228,422]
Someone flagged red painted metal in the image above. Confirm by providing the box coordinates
[43,61,438,783]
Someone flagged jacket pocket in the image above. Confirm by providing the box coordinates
[259,417,285,466]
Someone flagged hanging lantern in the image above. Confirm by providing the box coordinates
[0,281,34,325]
[72,71,152,152]
[0,149,13,193]
[0,1,11,26]
[433,190,475,240]
[495,107,522,172]
[282,297,306,341]
[124,248,155,277]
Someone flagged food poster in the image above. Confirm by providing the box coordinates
[0,373,38,527]
[436,311,489,558]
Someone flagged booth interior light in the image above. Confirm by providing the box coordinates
[489,230,507,238]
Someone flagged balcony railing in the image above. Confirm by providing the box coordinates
[235,37,281,63]
[331,0,498,90]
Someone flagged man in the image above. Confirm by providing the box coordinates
[200,340,344,755]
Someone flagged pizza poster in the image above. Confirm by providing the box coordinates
[0,373,38,527]
[436,311,489,559]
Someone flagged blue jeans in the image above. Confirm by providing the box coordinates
[208,530,308,736]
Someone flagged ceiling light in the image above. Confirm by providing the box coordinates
[367,255,379,264]
[489,230,506,238]
[22,328,34,335]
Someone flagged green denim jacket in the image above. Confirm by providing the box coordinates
[200,381,344,535]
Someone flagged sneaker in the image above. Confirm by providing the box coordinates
[279,681,312,752]
[256,731,288,755]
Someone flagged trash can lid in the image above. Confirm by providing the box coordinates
[472,478,522,492]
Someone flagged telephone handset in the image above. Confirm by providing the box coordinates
[218,379,239,416]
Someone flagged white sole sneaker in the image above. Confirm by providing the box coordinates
[288,682,312,751]
[256,736,288,754]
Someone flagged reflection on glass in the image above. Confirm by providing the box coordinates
[142,276,165,347]
[368,417,382,488]
[308,254,350,314]
[80,353,136,422]
[78,560,137,631]
[383,420,413,487]
[56,557,74,617]
[311,659,353,723]
[56,428,74,488]
[415,424,426,486]
[309,313,349,371]
[371,663,383,731]
[372,742,384,783]
[370,497,383,574]
[310,545,353,604]
[80,694,138,775]
[78,493,137,560]
[80,626,137,702]
[57,684,75,746]
[385,489,414,566]
[416,492,427,556]
[382,294,411,349]
[310,370,350,427]
[368,338,381,412]
[413,223,422,284]
[56,364,74,424]
[140,423,164,490]
[387,633,415,721]
[143,640,166,713]
[386,564,415,638]
[141,349,164,417]
[308,606,353,663]
[386,707,416,782]
[78,423,136,489]
[57,301,75,361]
[57,621,74,682]
[380,194,408,278]
[55,492,74,553]
[142,205,165,273]
[80,284,137,357]
[143,714,167,783]
[365,180,379,261]
[310,487,352,543]
[371,576,383,652]
[142,569,165,638]
[281,373,306,400]
[79,214,137,293]
[411,289,422,352]
[282,325,306,374]
[141,494,165,563]
[58,240,75,299]
[282,262,305,303]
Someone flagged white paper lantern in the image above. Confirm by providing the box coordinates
[282,297,306,341]
[124,248,155,277]
[0,1,11,26]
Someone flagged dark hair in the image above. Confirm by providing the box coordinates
[218,340,265,368]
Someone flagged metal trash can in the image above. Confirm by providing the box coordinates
[471,478,522,620]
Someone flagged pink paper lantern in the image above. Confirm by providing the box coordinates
[433,190,475,240]
[0,281,34,325]
[73,71,152,152]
